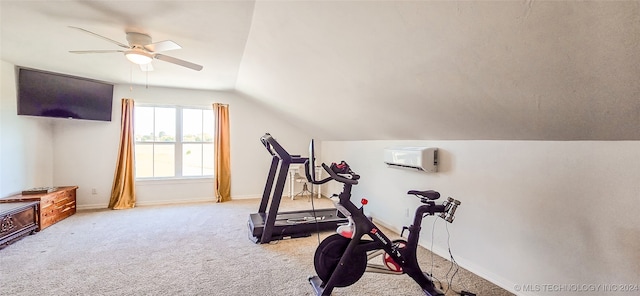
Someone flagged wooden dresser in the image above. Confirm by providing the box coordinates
[0,201,39,249]
[0,186,78,231]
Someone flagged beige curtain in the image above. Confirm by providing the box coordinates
[109,98,136,209]
[213,103,231,202]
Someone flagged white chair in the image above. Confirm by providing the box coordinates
[292,172,312,201]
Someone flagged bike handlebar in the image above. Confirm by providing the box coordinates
[321,163,359,185]
[439,197,461,223]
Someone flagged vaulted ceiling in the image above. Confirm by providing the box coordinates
[2,1,639,140]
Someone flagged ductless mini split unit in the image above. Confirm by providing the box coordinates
[383,147,438,173]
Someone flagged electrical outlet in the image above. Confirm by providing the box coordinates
[91,188,97,195]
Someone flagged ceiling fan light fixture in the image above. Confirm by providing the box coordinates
[125,50,153,65]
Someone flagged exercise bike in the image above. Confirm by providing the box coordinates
[307,160,461,296]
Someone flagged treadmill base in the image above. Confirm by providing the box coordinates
[248,208,346,244]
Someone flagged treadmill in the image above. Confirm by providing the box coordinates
[248,133,347,244]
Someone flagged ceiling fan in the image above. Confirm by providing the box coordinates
[68,26,203,71]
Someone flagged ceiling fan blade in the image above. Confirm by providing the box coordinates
[140,64,154,72]
[69,26,130,49]
[154,54,203,71]
[144,40,181,53]
[69,50,124,54]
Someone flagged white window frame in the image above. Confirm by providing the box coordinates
[134,104,214,181]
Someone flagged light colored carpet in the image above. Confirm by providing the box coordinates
[0,197,513,296]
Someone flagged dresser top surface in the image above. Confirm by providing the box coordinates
[0,186,78,202]
[0,201,39,214]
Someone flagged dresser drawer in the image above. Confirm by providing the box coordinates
[0,202,38,249]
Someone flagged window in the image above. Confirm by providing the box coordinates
[134,106,214,179]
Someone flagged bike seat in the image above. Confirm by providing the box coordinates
[407,190,440,200]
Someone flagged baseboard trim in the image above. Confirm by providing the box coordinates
[230,194,260,200]
[77,195,262,211]
[372,216,522,296]
[136,197,216,207]
[77,203,108,211]
[427,244,521,295]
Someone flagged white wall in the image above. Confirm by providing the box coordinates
[321,140,640,296]
[50,97,121,208]
[238,1,640,141]
[1,59,309,206]
[52,84,310,209]
[0,60,54,197]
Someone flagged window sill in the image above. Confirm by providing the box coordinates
[136,177,214,186]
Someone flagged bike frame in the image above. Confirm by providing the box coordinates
[315,182,446,296]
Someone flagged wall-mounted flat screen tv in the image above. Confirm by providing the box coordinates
[16,67,114,122]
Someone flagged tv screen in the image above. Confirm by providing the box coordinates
[16,67,114,122]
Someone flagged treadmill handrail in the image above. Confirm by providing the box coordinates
[261,133,288,159]
[261,133,307,164]
[260,135,276,157]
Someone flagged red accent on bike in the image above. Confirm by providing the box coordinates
[361,198,368,205]
[338,228,354,239]
[370,228,378,234]
[383,254,403,272]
